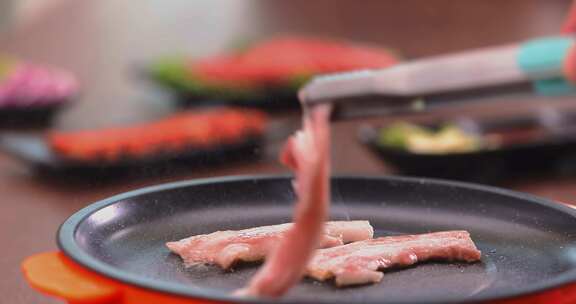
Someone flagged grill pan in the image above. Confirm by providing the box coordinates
[22,175,576,303]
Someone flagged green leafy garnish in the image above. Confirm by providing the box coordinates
[378,122,481,154]
[149,57,264,100]
[378,122,430,149]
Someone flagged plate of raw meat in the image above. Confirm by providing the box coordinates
[0,108,267,175]
[147,36,398,111]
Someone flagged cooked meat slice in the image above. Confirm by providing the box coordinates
[307,230,481,287]
[166,220,373,269]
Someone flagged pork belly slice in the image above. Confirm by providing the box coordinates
[307,230,482,287]
[166,220,373,269]
[235,104,333,297]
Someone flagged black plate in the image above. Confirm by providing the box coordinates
[0,103,66,128]
[173,89,299,112]
[359,119,576,184]
[58,175,576,303]
[142,69,300,112]
[0,133,263,175]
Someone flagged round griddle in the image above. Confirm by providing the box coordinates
[58,175,576,303]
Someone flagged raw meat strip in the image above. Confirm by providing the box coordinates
[236,104,333,297]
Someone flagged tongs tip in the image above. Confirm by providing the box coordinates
[298,70,377,105]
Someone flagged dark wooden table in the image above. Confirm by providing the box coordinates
[2,1,576,303]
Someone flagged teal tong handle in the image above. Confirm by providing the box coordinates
[519,36,576,95]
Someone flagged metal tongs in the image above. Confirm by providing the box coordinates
[299,36,576,119]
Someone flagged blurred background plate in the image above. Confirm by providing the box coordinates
[0,132,264,178]
[359,110,576,184]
